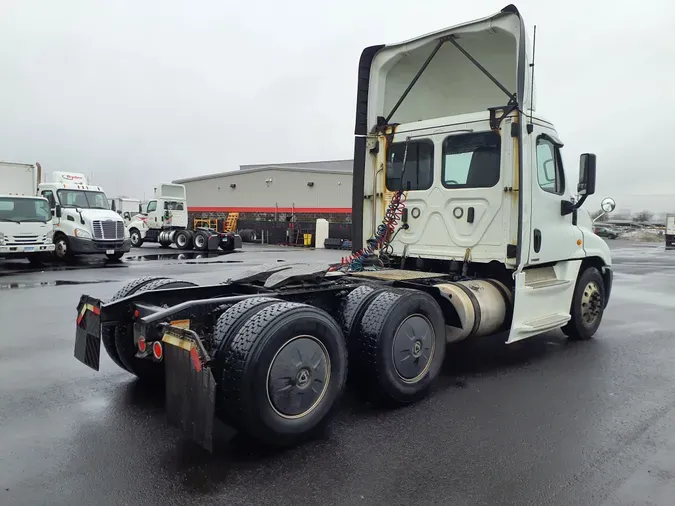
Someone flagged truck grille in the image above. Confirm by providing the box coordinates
[7,234,47,245]
[92,220,124,240]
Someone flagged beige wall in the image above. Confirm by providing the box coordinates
[182,169,352,210]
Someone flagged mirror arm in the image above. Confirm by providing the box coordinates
[561,194,589,216]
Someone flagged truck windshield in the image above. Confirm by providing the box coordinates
[0,197,51,223]
[57,190,109,209]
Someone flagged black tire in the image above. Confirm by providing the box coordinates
[193,230,209,251]
[355,289,446,405]
[106,252,124,261]
[338,284,388,341]
[129,228,143,248]
[562,266,606,341]
[52,233,72,261]
[114,278,197,383]
[211,297,281,360]
[219,302,348,446]
[219,237,235,252]
[175,230,193,250]
[101,276,170,371]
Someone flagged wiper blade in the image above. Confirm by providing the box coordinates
[0,218,18,222]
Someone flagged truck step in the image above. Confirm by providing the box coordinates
[515,313,570,332]
[524,279,572,290]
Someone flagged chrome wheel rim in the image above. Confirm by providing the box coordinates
[581,281,603,326]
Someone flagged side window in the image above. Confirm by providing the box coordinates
[536,137,565,195]
[442,131,501,188]
[386,140,434,191]
[41,190,55,208]
[146,201,157,213]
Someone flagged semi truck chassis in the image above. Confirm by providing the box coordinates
[74,262,455,451]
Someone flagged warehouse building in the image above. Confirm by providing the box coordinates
[173,159,353,245]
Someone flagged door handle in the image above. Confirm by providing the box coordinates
[533,229,542,253]
[467,207,475,223]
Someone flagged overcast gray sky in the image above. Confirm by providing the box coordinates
[1,0,674,213]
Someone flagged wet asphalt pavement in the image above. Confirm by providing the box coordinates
[1,240,675,506]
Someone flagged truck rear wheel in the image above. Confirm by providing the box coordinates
[101,276,170,371]
[114,278,197,383]
[193,230,209,251]
[354,289,446,405]
[562,266,606,341]
[175,230,193,250]
[218,302,348,446]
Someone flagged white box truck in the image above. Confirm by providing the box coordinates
[666,214,675,250]
[0,161,55,263]
[37,171,130,260]
[110,197,142,225]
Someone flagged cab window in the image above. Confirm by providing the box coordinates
[536,137,565,195]
[385,140,434,191]
[146,201,157,213]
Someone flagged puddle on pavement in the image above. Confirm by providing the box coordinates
[123,251,242,262]
[0,279,116,291]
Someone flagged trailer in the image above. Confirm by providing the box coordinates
[666,214,675,250]
[73,4,614,452]
[126,183,240,252]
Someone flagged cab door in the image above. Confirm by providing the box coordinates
[507,123,584,343]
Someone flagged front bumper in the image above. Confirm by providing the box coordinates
[0,243,55,255]
[70,237,132,254]
[74,295,217,451]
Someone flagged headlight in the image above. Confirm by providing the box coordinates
[74,228,92,239]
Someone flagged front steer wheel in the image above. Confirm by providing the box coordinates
[218,301,348,446]
[562,266,606,341]
[114,278,198,383]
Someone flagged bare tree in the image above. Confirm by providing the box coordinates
[590,209,608,222]
[633,210,654,223]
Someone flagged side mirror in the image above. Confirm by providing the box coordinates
[54,204,62,218]
[601,197,616,213]
[577,153,597,196]
[138,204,143,213]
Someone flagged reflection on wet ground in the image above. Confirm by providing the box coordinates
[0,279,117,290]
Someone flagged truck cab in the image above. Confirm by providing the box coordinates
[127,183,189,248]
[353,4,613,342]
[38,172,130,260]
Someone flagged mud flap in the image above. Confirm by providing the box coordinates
[74,295,102,371]
[163,328,216,452]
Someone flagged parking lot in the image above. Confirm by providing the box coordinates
[2,240,675,506]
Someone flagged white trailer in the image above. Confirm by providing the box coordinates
[110,197,142,224]
[666,214,675,250]
[37,171,130,260]
[0,161,55,263]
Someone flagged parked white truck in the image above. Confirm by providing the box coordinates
[38,171,130,260]
[0,161,55,263]
[126,183,240,251]
[666,214,675,250]
[110,197,142,224]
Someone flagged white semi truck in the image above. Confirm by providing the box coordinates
[38,171,130,260]
[0,161,55,263]
[126,183,240,251]
[74,5,616,451]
